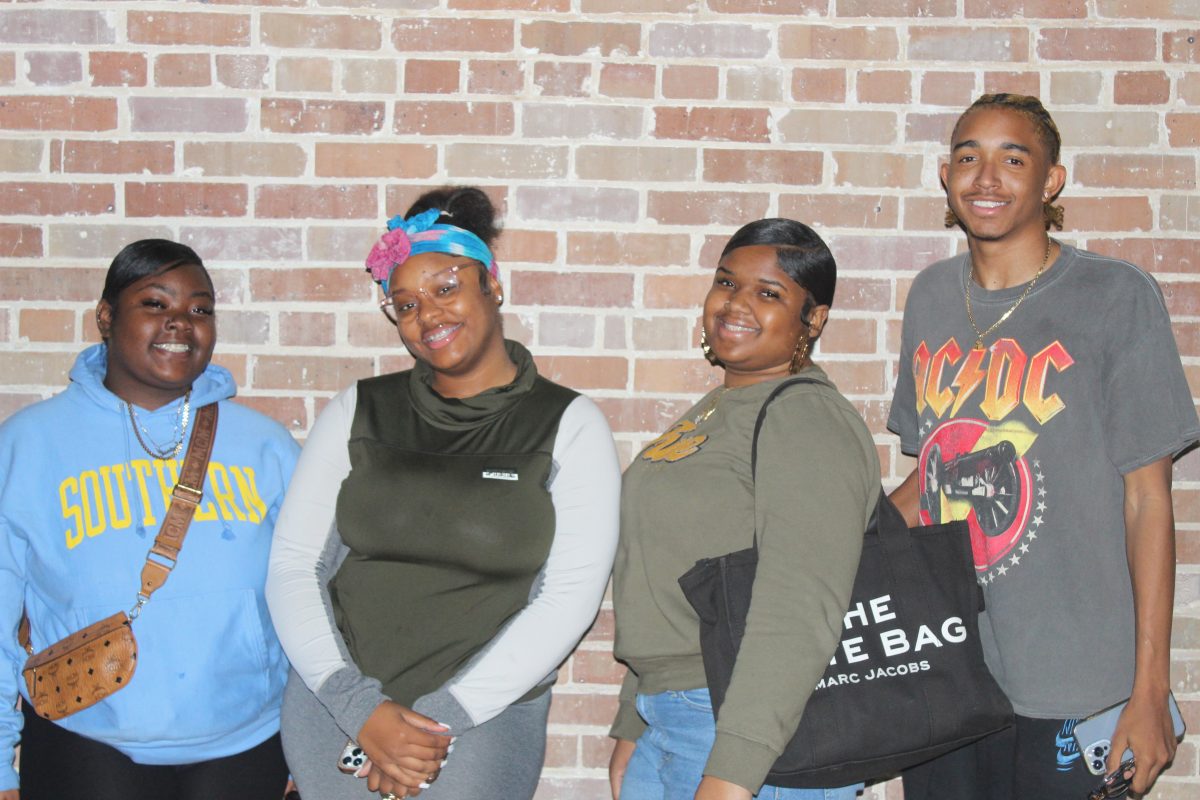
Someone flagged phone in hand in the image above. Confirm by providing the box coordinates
[336,740,369,775]
[1073,692,1185,776]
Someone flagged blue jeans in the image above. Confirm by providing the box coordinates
[620,689,862,800]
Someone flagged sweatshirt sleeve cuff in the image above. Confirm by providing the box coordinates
[412,687,476,734]
[316,665,389,739]
[609,697,646,742]
[0,762,16,793]
[704,731,780,794]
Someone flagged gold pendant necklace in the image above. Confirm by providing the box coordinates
[692,388,729,424]
[965,239,1051,350]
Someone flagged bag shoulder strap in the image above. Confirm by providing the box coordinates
[137,402,218,603]
[750,376,823,482]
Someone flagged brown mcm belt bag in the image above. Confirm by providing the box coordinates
[19,404,218,721]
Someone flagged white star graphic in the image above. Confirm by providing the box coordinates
[1010,554,1021,566]
[997,564,1008,576]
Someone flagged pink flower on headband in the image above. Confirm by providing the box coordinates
[365,228,412,283]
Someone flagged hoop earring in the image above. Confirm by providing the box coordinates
[700,326,721,366]
[789,334,811,375]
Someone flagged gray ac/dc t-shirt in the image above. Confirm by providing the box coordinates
[888,243,1199,719]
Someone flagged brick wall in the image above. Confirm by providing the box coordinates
[0,1,1196,797]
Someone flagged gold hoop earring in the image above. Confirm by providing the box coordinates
[789,334,811,375]
[700,326,721,366]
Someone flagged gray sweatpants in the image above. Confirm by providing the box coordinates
[281,671,550,800]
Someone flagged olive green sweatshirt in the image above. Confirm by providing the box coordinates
[611,366,880,792]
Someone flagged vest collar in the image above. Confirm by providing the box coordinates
[408,339,539,430]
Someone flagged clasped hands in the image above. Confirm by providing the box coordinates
[356,701,452,799]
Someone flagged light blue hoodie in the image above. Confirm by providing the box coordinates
[0,344,299,790]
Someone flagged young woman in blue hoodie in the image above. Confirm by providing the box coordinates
[0,239,300,800]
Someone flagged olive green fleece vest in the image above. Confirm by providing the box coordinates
[330,368,578,706]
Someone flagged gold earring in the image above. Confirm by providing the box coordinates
[789,334,811,375]
[700,326,721,366]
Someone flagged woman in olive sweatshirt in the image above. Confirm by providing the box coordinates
[609,219,880,800]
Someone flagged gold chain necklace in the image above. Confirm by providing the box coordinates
[965,239,1051,350]
[692,387,729,424]
[126,391,191,459]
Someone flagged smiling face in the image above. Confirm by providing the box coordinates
[386,250,508,387]
[940,107,1067,245]
[702,244,829,387]
[97,262,216,411]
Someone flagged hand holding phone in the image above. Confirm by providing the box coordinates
[1073,692,1185,776]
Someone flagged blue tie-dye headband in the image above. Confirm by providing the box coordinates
[364,207,499,295]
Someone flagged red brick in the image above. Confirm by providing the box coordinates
[570,650,624,684]
[342,58,397,94]
[631,317,691,352]
[791,68,846,102]
[52,140,174,175]
[648,191,769,225]
[659,65,715,99]
[0,352,76,387]
[510,271,633,308]
[834,152,922,189]
[1098,0,1200,17]
[185,142,307,178]
[727,66,785,102]
[1057,197,1154,233]
[910,27,1029,62]
[0,9,115,44]
[251,267,371,304]
[779,109,896,145]
[0,183,113,216]
[634,358,721,394]
[214,310,270,346]
[703,148,822,185]
[819,316,877,355]
[779,25,900,60]
[1073,154,1195,190]
[515,186,638,223]
[255,185,377,220]
[386,185,508,222]
[261,99,384,135]
[1038,28,1157,61]
[533,777,611,800]
[577,146,694,184]
[0,52,15,85]
[446,144,567,179]
[856,70,911,104]
[581,0,693,9]
[180,227,304,262]
[1164,29,1200,63]
[905,112,958,143]
[820,359,887,394]
[827,235,953,272]
[130,98,246,133]
[305,225,376,263]
[394,18,513,53]
[649,23,771,58]
[543,732,577,768]
[125,183,245,218]
[521,21,638,56]
[253,355,374,392]
[712,0,827,11]
[980,71,1039,97]
[538,312,595,348]
[466,59,524,94]
[965,0,1085,16]
[0,224,43,257]
[394,101,513,136]
[654,107,770,143]
[128,11,249,47]
[47,224,173,260]
[1,140,44,172]
[314,143,436,179]
[18,308,74,343]
[644,274,712,309]
[276,57,333,92]
[0,267,106,301]
[534,62,591,97]
[599,63,655,99]
[26,51,82,86]
[216,55,268,90]
[451,0,569,8]
[566,232,691,267]
[279,312,335,347]
[1167,113,1200,148]
[1161,195,1200,233]
[1090,240,1198,277]
[262,13,381,50]
[153,53,211,88]
[780,194,900,230]
[525,104,643,139]
[347,312,407,349]
[233,396,307,435]
[494,230,557,264]
[405,59,460,94]
[0,96,115,131]
[534,356,628,390]
[920,71,974,106]
[1049,71,1102,104]
[1114,70,1170,104]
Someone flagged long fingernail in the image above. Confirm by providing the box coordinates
[420,782,431,789]
[440,759,448,768]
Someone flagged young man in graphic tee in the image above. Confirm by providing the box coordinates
[888,94,1198,798]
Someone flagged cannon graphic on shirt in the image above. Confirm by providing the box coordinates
[922,440,1020,537]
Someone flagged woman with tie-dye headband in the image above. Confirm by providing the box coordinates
[267,186,621,800]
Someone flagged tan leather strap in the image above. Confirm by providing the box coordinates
[138,403,218,600]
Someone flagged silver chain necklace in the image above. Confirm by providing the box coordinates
[126,390,191,459]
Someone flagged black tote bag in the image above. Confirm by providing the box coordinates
[677,377,1012,788]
